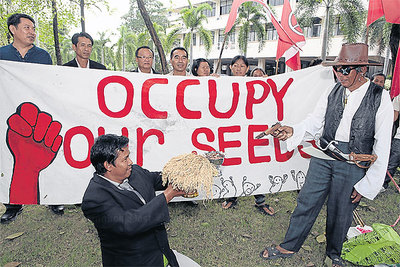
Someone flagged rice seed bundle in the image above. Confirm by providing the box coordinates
[162,153,219,199]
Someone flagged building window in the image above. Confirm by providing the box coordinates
[268,0,284,6]
[312,17,321,37]
[248,26,256,41]
[203,2,216,17]
[303,17,321,37]
[218,30,235,48]
[220,0,233,15]
[266,23,278,40]
[229,31,235,43]
[193,33,197,46]
[218,29,225,43]
[334,16,343,36]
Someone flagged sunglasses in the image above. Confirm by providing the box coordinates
[333,66,358,75]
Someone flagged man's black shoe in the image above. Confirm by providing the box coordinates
[1,207,23,224]
[49,205,64,215]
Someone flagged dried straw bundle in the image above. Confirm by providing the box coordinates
[162,153,219,198]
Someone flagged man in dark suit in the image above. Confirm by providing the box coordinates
[133,46,159,74]
[82,134,185,267]
[63,32,106,70]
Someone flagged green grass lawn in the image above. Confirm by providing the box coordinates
[1,183,399,267]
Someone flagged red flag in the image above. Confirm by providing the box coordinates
[367,0,400,26]
[276,0,305,70]
[390,41,400,99]
[225,0,300,50]
[225,0,247,33]
[285,52,301,70]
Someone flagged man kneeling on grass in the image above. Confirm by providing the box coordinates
[82,134,199,267]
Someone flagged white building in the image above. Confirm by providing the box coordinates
[167,0,387,75]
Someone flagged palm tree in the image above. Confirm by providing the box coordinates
[234,2,267,57]
[161,27,181,55]
[180,0,213,66]
[116,25,137,71]
[70,0,110,32]
[295,0,365,60]
[92,31,112,65]
[368,18,392,56]
[60,37,74,63]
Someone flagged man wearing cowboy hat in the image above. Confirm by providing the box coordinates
[259,43,393,266]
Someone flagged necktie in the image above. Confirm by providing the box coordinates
[119,180,146,204]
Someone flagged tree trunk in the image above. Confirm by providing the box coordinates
[137,0,168,74]
[80,0,86,32]
[123,43,125,71]
[390,24,400,75]
[52,0,62,65]
[189,30,193,69]
[321,5,330,61]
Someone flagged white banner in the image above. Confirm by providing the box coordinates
[0,60,335,204]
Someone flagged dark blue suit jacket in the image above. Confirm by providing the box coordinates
[82,165,178,267]
[63,58,106,70]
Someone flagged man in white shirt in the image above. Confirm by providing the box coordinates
[260,43,393,267]
[168,47,191,76]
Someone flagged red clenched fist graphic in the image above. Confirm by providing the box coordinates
[6,102,63,204]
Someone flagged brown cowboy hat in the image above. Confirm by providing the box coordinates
[322,43,382,66]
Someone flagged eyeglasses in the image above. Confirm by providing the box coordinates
[333,66,357,75]
[137,56,153,60]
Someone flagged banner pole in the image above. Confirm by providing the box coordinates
[275,59,279,75]
[215,34,229,74]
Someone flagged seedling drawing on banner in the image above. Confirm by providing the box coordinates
[240,176,261,196]
[291,169,306,189]
[6,102,63,204]
[220,176,237,198]
[269,174,288,193]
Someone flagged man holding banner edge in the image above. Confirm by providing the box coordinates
[260,43,392,266]
[0,13,64,222]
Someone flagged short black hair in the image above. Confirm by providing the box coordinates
[228,55,249,76]
[90,134,129,175]
[372,72,386,80]
[7,13,35,37]
[170,47,188,59]
[71,32,94,46]
[191,58,213,76]
[135,46,154,57]
[230,55,249,67]
[250,67,266,77]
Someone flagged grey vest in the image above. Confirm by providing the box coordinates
[322,82,383,154]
